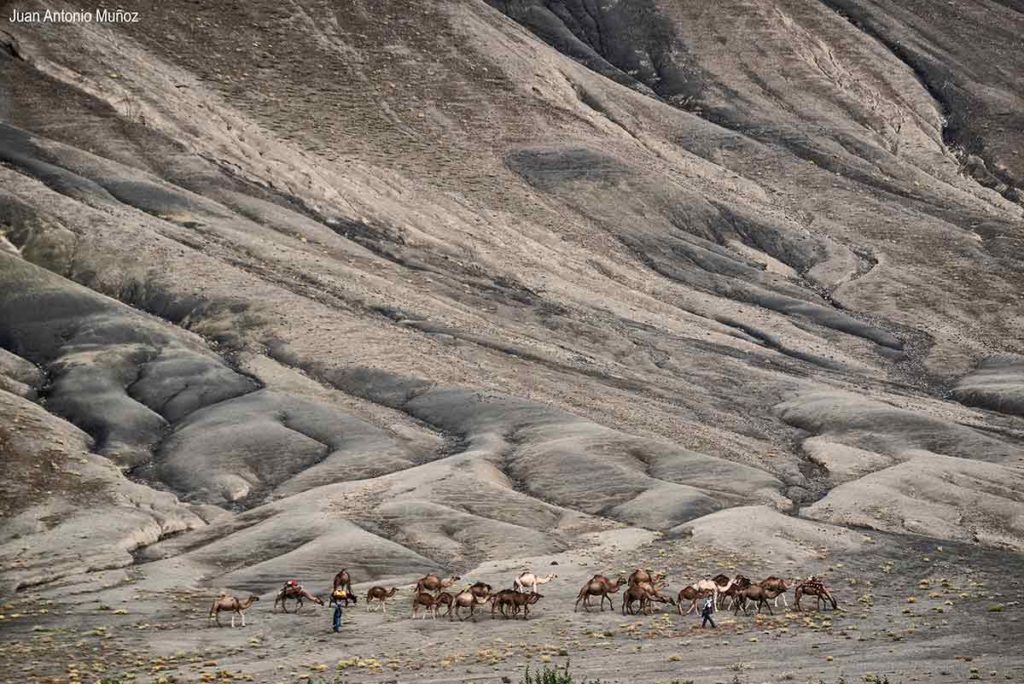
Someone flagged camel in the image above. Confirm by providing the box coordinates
[209,594,259,628]
[513,571,557,594]
[490,589,519,618]
[414,574,460,595]
[733,584,779,615]
[719,575,752,609]
[435,591,454,614]
[467,581,493,602]
[274,585,324,612]
[448,589,488,621]
[411,591,442,619]
[365,586,399,613]
[494,591,543,619]
[795,578,837,611]
[622,584,656,615]
[627,568,665,588]
[690,577,733,608]
[676,586,713,615]
[333,568,353,593]
[624,580,675,615]
[574,575,626,612]
[759,576,790,608]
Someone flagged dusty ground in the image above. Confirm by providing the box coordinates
[1,0,1023,682]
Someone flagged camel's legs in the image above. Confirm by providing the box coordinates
[230,614,236,628]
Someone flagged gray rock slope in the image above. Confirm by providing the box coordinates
[1,0,1023,599]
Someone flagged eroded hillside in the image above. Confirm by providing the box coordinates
[1,1,1023,682]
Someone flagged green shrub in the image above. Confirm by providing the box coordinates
[520,661,600,684]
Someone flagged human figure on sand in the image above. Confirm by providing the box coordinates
[701,595,716,628]
[329,589,348,632]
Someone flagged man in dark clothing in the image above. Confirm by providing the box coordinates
[701,596,716,628]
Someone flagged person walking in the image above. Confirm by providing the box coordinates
[700,595,716,628]
[330,588,347,632]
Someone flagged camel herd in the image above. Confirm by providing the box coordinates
[209,568,836,627]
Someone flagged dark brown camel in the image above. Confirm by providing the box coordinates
[795,578,837,611]
[494,591,542,619]
[490,589,519,618]
[720,575,752,609]
[209,594,259,627]
[365,586,399,613]
[575,575,626,612]
[274,585,324,612]
[623,580,675,615]
[435,591,454,614]
[759,576,790,608]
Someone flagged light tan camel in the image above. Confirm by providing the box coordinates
[365,586,399,613]
[448,589,489,621]
[691,577,734,608]
[209,594,259,627]
[513,571,558,594]
[574,575,626,612]
[414,574,460,595]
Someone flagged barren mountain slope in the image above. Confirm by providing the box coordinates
[1,0,1023,682]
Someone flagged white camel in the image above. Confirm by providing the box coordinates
[691,577,736,608]
[514,571,558,594]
